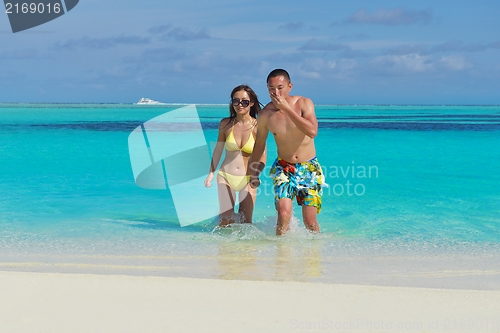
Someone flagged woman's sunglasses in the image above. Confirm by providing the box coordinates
[232,98,251,107]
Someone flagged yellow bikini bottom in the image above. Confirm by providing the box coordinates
[218,171,250,192]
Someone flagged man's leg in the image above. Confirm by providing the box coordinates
[276,198,293,235]
[297,158,323,233]
[302,205,320,233]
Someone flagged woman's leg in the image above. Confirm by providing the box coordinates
[238,185,256,223]
[217,174,236,226]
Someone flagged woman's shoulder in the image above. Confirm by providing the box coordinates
[219,117,233,129]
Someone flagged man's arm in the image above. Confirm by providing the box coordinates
[270,95,318,138]
[248,112,269,188]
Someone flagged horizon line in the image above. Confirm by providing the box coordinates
[1,102,500,107]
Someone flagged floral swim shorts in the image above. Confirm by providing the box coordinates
[269,157,325,213]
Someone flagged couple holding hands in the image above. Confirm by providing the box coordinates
[204,69,325,235]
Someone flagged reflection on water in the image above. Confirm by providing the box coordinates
[216,242,260,280]
[274,242,323,280]
[214,223,325,282]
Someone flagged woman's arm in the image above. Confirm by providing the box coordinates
[204,119,228,187]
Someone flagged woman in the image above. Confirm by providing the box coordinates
[204,85,265,226]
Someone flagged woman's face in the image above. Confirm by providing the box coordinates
[232,90,254,115]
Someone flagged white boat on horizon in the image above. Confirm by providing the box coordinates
[136,97,165,105]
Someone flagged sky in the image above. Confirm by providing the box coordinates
[1,0,499,104]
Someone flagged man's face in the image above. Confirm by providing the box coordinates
[267,75,292,98]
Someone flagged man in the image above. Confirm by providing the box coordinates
[249,69,325,235]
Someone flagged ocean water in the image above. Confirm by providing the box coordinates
[1,104,500,289]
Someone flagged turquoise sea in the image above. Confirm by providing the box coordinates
[1,104,500,289]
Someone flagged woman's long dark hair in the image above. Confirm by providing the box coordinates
[228,85,262,120]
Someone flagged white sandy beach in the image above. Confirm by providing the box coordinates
[1,271,499,333]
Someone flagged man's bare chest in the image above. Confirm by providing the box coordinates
[267,111,300,136]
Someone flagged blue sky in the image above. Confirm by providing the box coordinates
[1,0,499,104]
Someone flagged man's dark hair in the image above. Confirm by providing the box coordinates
[267,69,291,83]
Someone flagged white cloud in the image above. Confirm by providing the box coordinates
[299,58,327,75]
[347,7,433,26]
[434,40,483,52]
[148,24,172,35]
[298,70,321,79]
[299,39,349,51]
[371,53,473,75]
[373,54,434,72]
[297,57,358,79]
[338,59,358,72]
[55,35,150,50]
[439,56,471,71]
[0,49,38,59]
[279,22,304,32]
[384,44,428,55]
[164,27,211,41]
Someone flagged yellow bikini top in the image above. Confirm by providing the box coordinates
[225,120,255,154]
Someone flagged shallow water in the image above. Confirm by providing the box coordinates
[1,104,500,289]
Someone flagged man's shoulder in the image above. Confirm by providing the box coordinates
[259,102,276,116]
[261,101,275,110]
[293,95,313,105]
[291,96,314,112]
